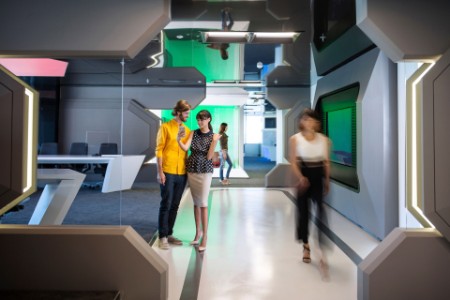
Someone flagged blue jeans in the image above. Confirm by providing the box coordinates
[220,152,232,181]
[158,173,187,238]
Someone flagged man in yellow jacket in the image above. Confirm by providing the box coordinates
[155,99,191,249]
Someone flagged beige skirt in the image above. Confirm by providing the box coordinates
[188,172,213,207]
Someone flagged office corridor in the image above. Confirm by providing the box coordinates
[152,188,380,300]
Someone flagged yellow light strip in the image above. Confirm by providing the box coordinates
[146,31,164,69]
[407,62,435,228]
[23,88,34,193]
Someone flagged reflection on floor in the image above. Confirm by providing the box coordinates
[151,188,380,300]
[212,167,249,178]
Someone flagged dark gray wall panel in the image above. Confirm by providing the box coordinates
[358,229,450,300]
[266,86,310,111]
[0,0,170,58]
[423,47,450,241]
[357,0,450,62]
[0,226,169,299]
[312,26,374,76]
[280,0,311,85]
[0,66,38,215]
[266,66,310,88]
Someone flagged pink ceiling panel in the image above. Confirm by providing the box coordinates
[0,58,68,77]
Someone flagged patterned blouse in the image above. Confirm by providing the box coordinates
[186,129,214,174]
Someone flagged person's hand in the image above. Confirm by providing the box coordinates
[177,127,186,141]
[223,151,227,160]
[177,131,184,141]
[323,180,330,196]
[157,171,166,185]
[213,133,222,141]
[297,175,310,191]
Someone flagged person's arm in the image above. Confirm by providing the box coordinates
[289,135,309,187]
[207,43,220,50]
[220,135,228,160]
[207,134,222,160]
[155,126,167,185]
[156,157,165,185]
[222,149,228,160]
[177,131,194,152]
[323,137,331,195]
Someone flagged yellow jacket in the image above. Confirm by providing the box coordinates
[155,119,190,175]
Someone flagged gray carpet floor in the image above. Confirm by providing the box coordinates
[1,157,275,242]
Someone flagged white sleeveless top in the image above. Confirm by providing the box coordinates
[293,132,328,162]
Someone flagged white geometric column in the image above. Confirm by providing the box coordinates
[30,169,86,225]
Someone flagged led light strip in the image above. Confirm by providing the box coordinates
[146,31,164,69]
[23,88,34,193]
[201,31,300,44]
[406,62,435,228]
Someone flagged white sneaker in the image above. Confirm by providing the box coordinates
[159,237,169,250]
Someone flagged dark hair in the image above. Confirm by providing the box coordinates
[171,99,191,116]
[196,110,213,131]
[220,44,229,60]
[298,108,321,131]
[219,123,228,134]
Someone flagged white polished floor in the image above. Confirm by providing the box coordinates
[152,187,380,300]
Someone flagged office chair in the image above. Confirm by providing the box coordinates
[94,143,118,176]
[90,143,118,189]
[38,142,58,168]
[69,142,90,173]
[39,142,58,155]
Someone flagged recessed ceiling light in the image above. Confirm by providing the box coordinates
[176,35,184,39]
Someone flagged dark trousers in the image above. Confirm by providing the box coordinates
[158,173,187,238]
[296,165,326,245]
[221,10,234,30]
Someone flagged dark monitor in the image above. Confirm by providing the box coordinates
[265,117,276,129]
[317,83,359,191]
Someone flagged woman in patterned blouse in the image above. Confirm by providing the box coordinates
[177,110,221,252]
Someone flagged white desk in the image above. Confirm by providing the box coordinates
[32,168,86,225]
[37,155,145,193]
[33,155,145,225]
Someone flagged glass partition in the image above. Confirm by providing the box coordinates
[0,26,271,244]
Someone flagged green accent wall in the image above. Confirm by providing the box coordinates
[164,32,240,82]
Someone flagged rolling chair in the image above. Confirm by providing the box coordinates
[38,142,59,168]
[69,142,90,173]
[91,143,118,189]
[39,142,58,155]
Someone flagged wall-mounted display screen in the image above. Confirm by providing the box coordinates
[327,107,353,166]
[265,117,276,129]
[317,83,359,190]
